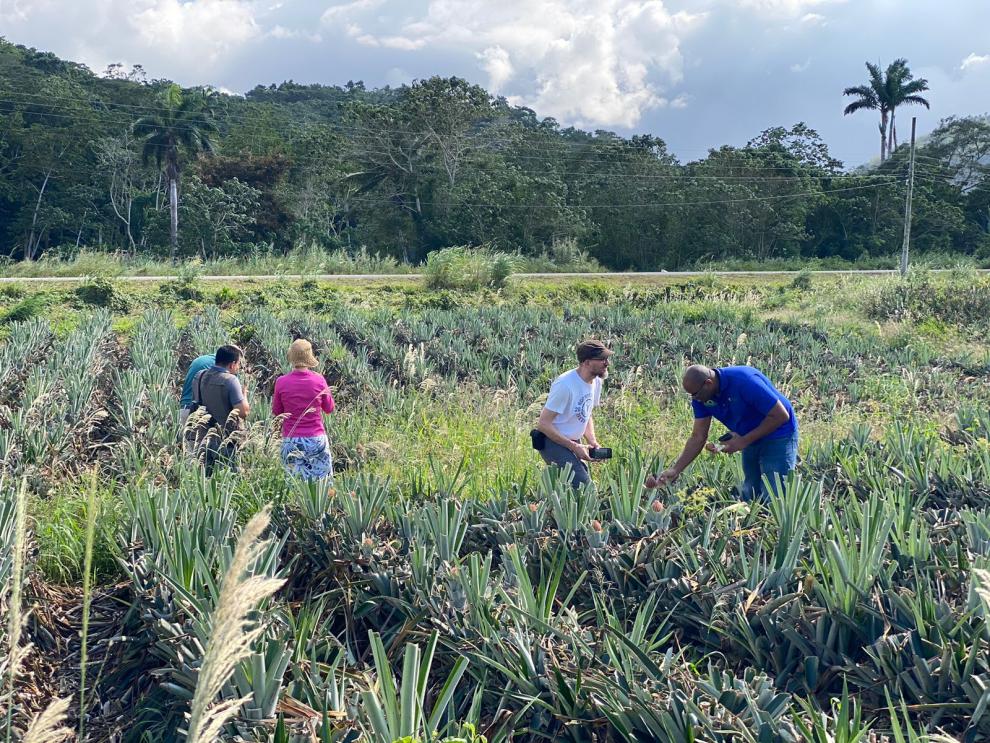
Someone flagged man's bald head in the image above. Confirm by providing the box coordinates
[683,365,712,392]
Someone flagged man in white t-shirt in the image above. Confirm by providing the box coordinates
[535,339,613,487]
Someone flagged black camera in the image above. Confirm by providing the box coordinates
[588,447,613,460]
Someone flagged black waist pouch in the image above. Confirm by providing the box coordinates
[530,429,547,451]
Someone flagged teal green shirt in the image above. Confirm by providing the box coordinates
[180,354,215,408]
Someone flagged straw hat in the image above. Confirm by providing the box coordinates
[288,338,319,369]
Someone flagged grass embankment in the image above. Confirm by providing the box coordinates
[0,242,605,279]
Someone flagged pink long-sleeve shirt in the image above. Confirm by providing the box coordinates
[271,369,335,438]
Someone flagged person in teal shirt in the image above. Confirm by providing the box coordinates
[179,353,215,436]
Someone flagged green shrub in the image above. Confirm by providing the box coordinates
[75,275,129,311]
[212,286,238,305]
[423,246,518,291]
[0,284,25,300]
[863,270,990,332]
[514,238,603,273]
[160,261,206,300]
[790,270,813,291]
[1,293,48,324]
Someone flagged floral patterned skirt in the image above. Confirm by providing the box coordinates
[280,435,333,480]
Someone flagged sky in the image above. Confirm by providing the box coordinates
[1,0,988,167]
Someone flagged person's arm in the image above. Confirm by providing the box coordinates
[182,367,196,406]
[229,377,250,419]
[720,401,789,453]
[647,417,712,488]
[321,384,335,414]
[584,415,599,449]
[537,408,591,462]
[271,380,284,417]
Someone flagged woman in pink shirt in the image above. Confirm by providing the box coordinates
[272,339,336,480]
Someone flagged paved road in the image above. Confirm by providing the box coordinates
[0,269,981,283]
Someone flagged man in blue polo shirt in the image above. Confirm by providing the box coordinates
[179,352,216,436]
[647,364,798,500]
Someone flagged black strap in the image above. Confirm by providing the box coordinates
[194,367,219,427]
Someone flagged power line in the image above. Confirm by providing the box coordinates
[0,86,953,169]
[2,71,979,171]
[0,102,919,185]
[340,181,899,209]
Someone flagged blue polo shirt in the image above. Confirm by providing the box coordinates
[691,366,796,440]
[180,354,216,408]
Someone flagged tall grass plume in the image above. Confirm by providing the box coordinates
[185,507,285,743]
[78,469,100,741]
[4,480,30,743]
[21,697,71,743]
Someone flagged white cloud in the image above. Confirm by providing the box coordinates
[130,0,260,64]
[790,58,811,72]
[321,0,385,25]
[322,0,704,128]
[352,32,424,49]
[735,0,842,14]
[799,12,825,24]
[960,52,990,71]
[0,0,34,23]
[268,24,322,42]
[384,66,411,86]
[477,46,513,92]
[1,0,270,86]
[377,35,428,50]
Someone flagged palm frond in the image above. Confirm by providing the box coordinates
[843,85,876,99]
[900,95,931,109]
[866,61,886,94]
[843,99,877,115]
[900,78,930,95]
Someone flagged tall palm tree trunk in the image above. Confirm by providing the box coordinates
[166,150,179,263]
[879,110,888,162]
[169,176,178,263]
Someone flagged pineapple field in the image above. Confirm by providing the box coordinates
[1,271,990,742]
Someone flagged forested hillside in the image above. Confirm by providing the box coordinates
[1,37,988,269]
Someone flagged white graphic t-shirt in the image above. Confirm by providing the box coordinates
[544,369,602,440]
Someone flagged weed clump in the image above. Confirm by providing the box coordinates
[1,293,48,324]
[75,276,130,312]
[0,285,25,300]
[790,270,813,291]
[160,261,206,300]
[864,270,990,333]
[423,246,517,291]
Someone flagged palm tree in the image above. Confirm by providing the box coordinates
[843,59,930,162]
[884,59,930,154]
[132,84,218,261]
[843,62,889,162]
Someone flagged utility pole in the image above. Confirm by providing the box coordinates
[900,117,917,277]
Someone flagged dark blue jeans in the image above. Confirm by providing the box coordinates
[540,439,591,488]
[741,429,798,501]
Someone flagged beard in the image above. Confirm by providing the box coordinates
[599,368,609,380]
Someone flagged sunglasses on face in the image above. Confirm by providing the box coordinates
[687,373,716,402]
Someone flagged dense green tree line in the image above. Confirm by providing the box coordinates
[0,38,987,269]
